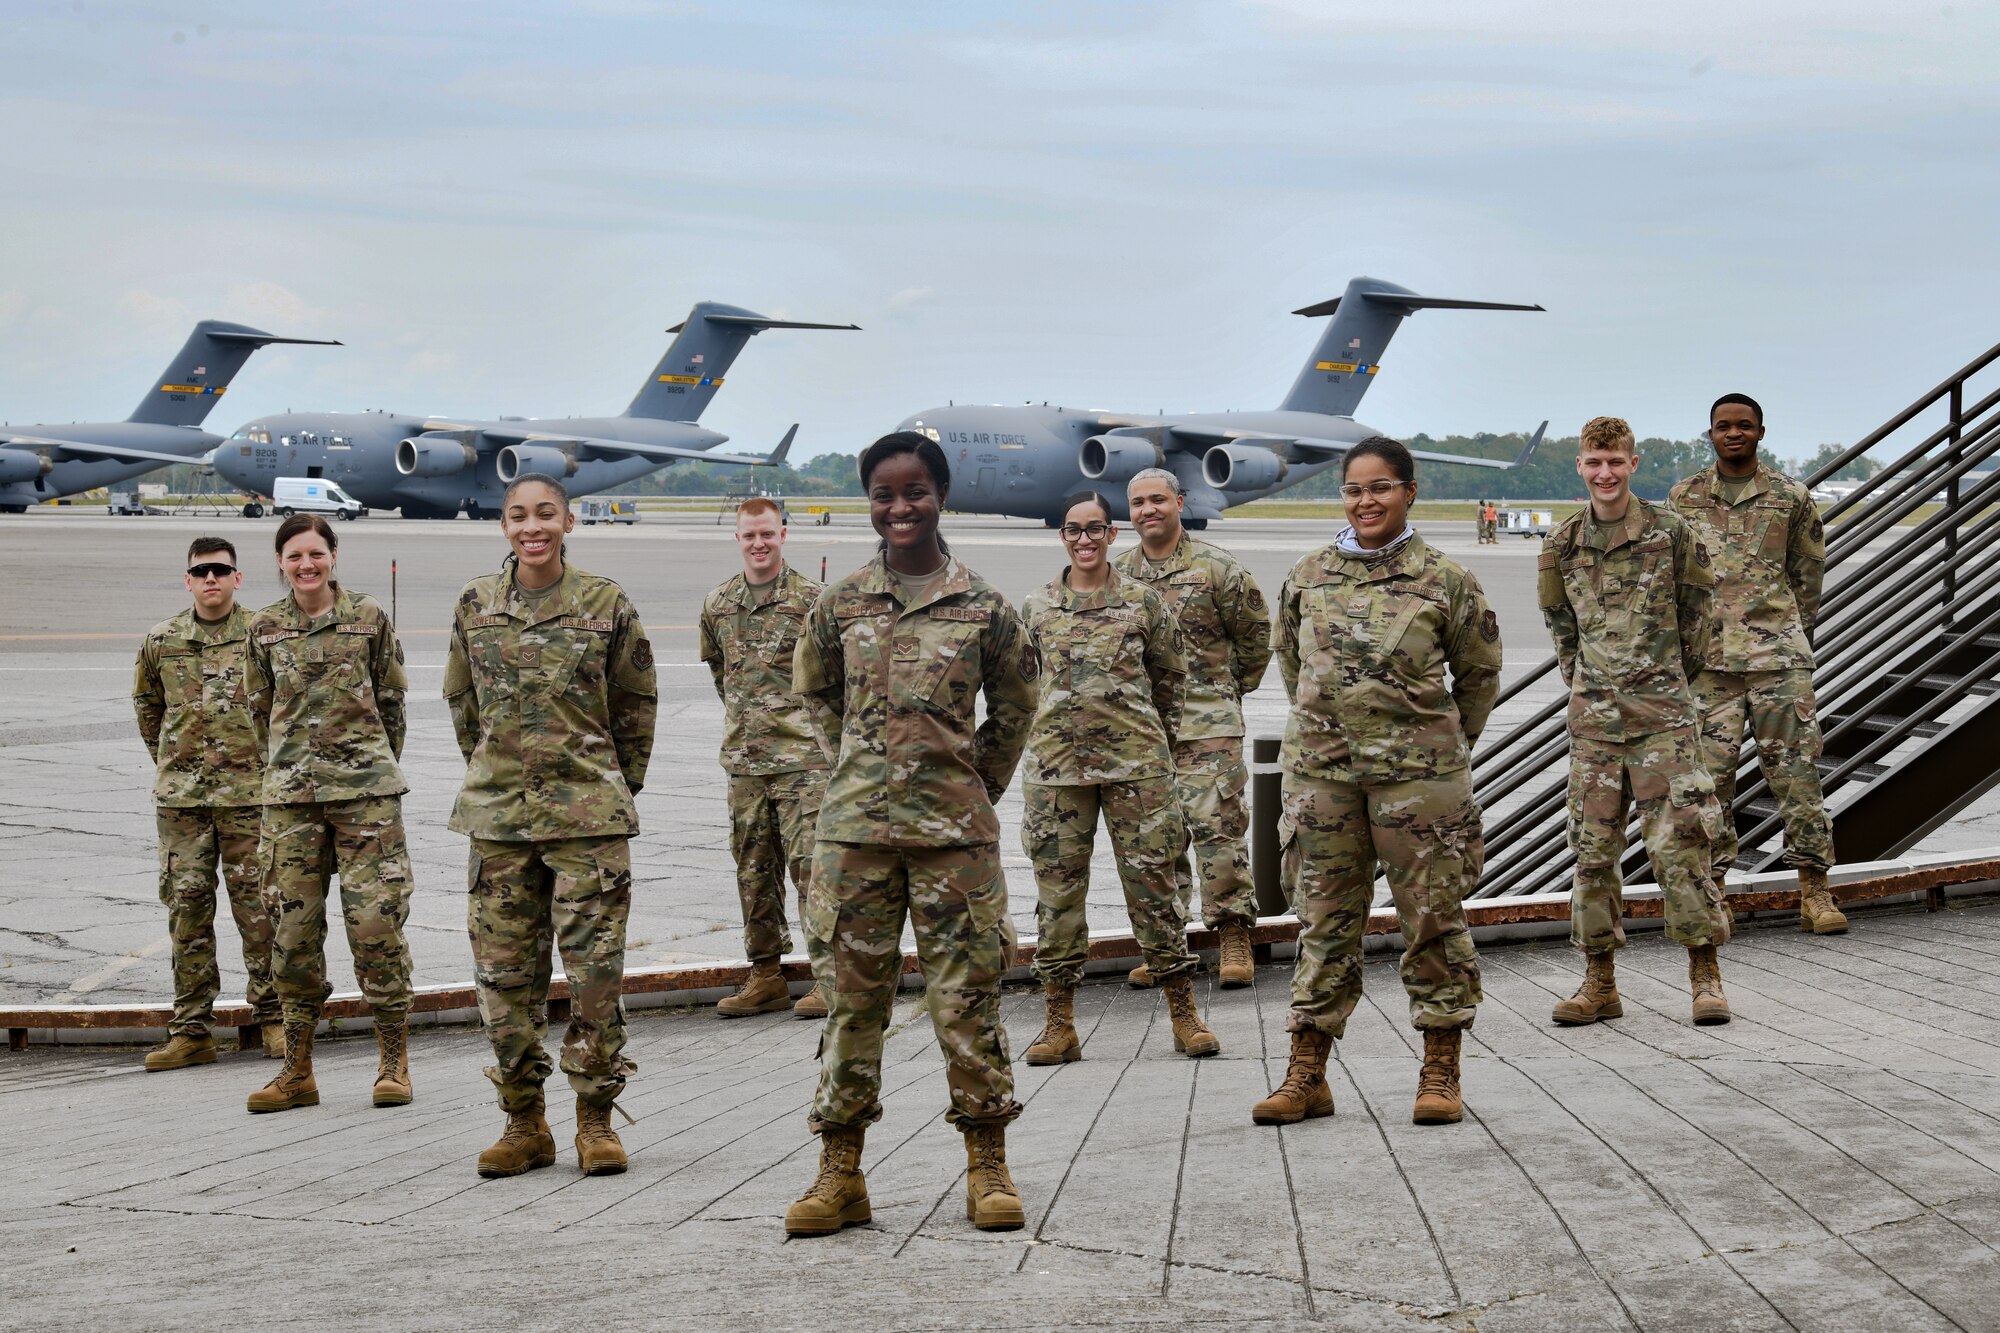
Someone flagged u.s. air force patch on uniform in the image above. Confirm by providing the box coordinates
[1480,608,1500,643]
[1248,586,1266,613]
[631,637,654,671]
[1021,644,1041,682]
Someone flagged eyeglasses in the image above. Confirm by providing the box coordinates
[1060,522,1112,542]
[1338,481,1410,501]
[187,563,237,579]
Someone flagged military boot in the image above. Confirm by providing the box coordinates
[371,1019,412,1107]
[1688,944,1732,1025]
[1798,867,1849,935]
[785,1124,871,1236]
[716,961,791,1017]
[1125,961,1156,988]
[1252,1028,1335,1124]
[1023,983,1082,1065]
[575,1098,629,1175]
[791,983,830,1021]
[143,1032,217,1072]
[1164,976,1221,1057]
[1217,921,1255,989]
[476,1094,557,1178]
[260,1021,286,1059]
[246,1018,318,1113]
[1550,950,1623,1025]
[962,1122,1025,1231]
[1412,1027,1464,1125]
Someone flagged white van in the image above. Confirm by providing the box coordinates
[272,477,367,520]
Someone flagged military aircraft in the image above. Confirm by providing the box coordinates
[0,321,337,513]
[899,276,1546,526]
[206,302,856,519]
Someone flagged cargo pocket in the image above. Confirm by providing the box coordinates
[803,877,839,944]
[1670,771,1721,845]
[158,844,178,906]
[1276,808,1301,912]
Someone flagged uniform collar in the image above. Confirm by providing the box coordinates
[1689,461,1770,506]
[1046,564,1127,609]
[862,550,970,613]
[1135,531,1194,574]
[481,558,582,626]
[732,562,797,608]
[174,603,250,645]
[275,582,356,629]
[1582,500,1657,551]
[1324,530,1431,583]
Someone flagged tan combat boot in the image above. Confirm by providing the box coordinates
[1023,984,1082,1065]
[1252,1029,1335,1125]
[717,961,791,1017]
[476,1094,557,1178]
[792,983,830,1021]
[1412,1027,1464,1125]
[1550,951,1623,1025]
[1164,976,1221,1057]
[1126,961,1156,988]
[962,1122,1026,1231]
[1217,921,1255,989]
[785,1124,871,1236]
[143,1032,216,1072]
[372,1019,412,1107]
[1688,944,1732,1025]
[247,1018,318,1113]
[575,1098,629,1175]
[260,1022,286,1059]
[1798,867,1849,935]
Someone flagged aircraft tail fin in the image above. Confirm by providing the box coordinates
[626,303,858,422]
[1280,278,1541,418]
[126,320,341,428]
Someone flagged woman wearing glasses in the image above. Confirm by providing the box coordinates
[1018,489,1217,1066]
[1256,438,1502,1129]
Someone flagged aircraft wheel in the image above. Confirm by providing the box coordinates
[1,504,27,514]
[1185,518,1208,531]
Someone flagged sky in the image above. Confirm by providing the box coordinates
[2,1,1996,463]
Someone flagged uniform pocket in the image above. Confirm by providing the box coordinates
[923,627,983,718]
[803,878,839,943]
[1669,771,1721,844]
[962,866,1006,937]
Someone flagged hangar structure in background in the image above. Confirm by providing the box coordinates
[205,302,856,518]
[0,321,338,513]
[901,276,1545,525]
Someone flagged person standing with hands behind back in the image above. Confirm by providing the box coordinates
[445,473,657,1179]
[1257,438,1498,1129]
[785,432,1037,1238]
[245,514,417,1114]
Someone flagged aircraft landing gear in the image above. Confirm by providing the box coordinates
[241,502,265,518]
[1185,518,1208,531]
[398,502,454,520]
[1,503,27,514]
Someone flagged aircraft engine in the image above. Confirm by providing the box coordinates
[1079,433,1166,484]
[1202,443,1288,493]
[0,450,55,484]
[496,443,579,482]
[395,434,479,478]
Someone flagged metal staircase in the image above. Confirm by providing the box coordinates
[1471,340,2000,895]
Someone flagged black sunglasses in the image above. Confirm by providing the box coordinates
[187,563,237,579]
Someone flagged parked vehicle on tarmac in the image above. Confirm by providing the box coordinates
[107,490,151,516]
[577,497,640,525]
[1498,508,1554,538]
[272,476,367,520]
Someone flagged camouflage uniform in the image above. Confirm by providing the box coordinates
[793,552,1036,1131]
[698,565,831,990]
[1020,567,1193,988]
[445,559,657,1111]
[1669,463,1833,875]
[1116,534,1272,928]
[1540,501,1732,951]
[1277,533,1500,1035]
[246,585,414,1024]
[134,605,276,1036]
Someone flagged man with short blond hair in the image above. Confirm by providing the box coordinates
[700,496,832,1018]
[1542,418,1733,1027]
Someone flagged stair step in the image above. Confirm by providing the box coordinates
[1849,715,1947,739]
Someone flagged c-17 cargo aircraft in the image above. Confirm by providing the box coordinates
[206,302,856,519]
[0,321,338,513]
[899,276,1546,526]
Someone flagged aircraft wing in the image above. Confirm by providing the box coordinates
[1166,421,1547,471]
[0,434,214,468]
[416,420,794,468]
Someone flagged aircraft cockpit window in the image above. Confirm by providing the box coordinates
[915,427,940,443]
[232,426,272,445]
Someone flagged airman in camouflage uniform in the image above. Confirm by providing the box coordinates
[133,545,279,1071]
[1260,512,1500,1127]
[245,572,417,1111]
[699,561,831,1018]
[1670,396,1841,933]
[1116,485,1272,988]
[1020,560,1219,1063]
[447,541,657,1177]
[1544,417,1733,1028]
